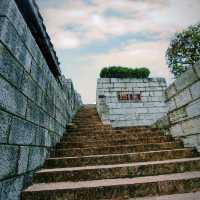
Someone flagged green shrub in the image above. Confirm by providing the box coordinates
[100,66,150,78]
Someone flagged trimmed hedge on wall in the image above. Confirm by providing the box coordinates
[100,66,150,78]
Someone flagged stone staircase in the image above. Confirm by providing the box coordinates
[22,105,200,200]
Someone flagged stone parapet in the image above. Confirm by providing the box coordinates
[165,61,200,152]
[96,77,168,127]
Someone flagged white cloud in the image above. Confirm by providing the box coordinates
[52,31,81,49]
[38,0,200,49]
[36,0,200,103]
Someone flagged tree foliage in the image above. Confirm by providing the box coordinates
[100,66,150,78]
[166,23,200,77]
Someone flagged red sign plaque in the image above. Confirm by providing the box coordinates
[118,92,141,102]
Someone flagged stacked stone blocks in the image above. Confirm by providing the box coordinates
[0,0,82,199]
[166,61,200,152]
[97,78,168,127]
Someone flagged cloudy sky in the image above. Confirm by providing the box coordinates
[36,0,200,103]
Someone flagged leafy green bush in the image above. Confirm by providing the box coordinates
[100,66,150,78]
[166,23,200,77]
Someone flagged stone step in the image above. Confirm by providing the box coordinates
[133,192,200,200]
[64,130,124,137]
[106,192,200,200]
[70,122,106,126]
[34,157,200,183]
[73,116,99,118]
[63,130,163,140]
[72,122,101,125]
[22,171,200,200]
[74,116,99,118]
[71,119,101,122]
[67,128,161,135]
[57,136,173,148]
[72,125,111,129]
[73,119,100,121]
[73,114,99,118]
[73,114,99,116]
[66,129,124,135]
[116,127,159,131]
[67,126,111,131]
[75,112,98,115]
[67,127,112,132]
[116,126,157,130]
[120,128,161,133]
[52,142,183,157]
[70,119,101,122]
[68,126,159,132]
[63,131,114,139]
[45,148,196,168]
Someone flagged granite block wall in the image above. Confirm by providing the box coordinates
[97,78,168,127]
[0,0,82,199]
[165,61,200,152]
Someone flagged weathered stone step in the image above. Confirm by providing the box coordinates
[73,116,99,118]
[133,192,200,200]
[67,127,112,132]
[116,127,159,131]
[72,118,101,122]
[116,126,156,130]
[64,130,124,137]
[61,132,164,142]
[62,135,168,144]
[34,158,200,183]
[73,113,99,116]
[65,129,163,138]
[73,114,99,117]
[57,136,173,148]
[45,148,195,168]
[73,116,99,120]
[52,142,183,157]
[73,118,100,121]
[71,121,103,124]
[71,119,101,122]
[22,171,200,200]
[72,125,111,129]
[71,123,104,127]
[66,129,124,135]
[73,114,99,118]
[68,126,159,132]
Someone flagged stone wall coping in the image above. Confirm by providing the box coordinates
[98,77,166,83]
[14,0,61,77]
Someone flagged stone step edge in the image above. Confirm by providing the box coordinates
[55,140,175,149]
[59,136,172,144]
[67,127,159,131]
[56,142,174,149]
[66,129,161,134]
[54,141,182,152]
[23,171,200,192]
[37,157,200,173]
[34,157,200,183]
[65,131,163,136]
[62,134,165,141]
[127,192,200,200]
[48,148,194,160]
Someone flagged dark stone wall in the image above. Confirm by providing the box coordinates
[165,62,200,152]
[0,1,82,199]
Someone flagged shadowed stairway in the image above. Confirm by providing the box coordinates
[22,105,200,200]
